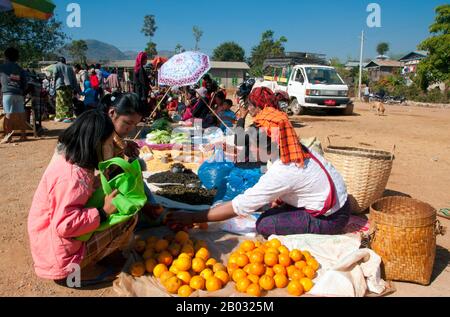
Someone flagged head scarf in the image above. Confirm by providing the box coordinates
[248,87,279,110]
[250,87,309,166]
[134,52,148,73]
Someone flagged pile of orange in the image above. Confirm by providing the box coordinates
[227,238,319,297]
[129,231,228,297]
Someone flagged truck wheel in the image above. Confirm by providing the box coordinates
[343,103,354,115]
[290,99,306,115]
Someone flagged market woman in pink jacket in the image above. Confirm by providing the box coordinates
[27,110,137,285]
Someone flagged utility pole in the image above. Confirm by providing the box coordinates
[358,30,365,101]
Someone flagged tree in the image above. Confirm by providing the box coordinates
[141,15,158,58]
[0,11,67,66]
[250,30,287,77]
[174,43,185,54]
[212,42,245,62]
[416,4,450,93]
[193,26,203,51]
[145,41,157,59]
[376,42,390,57]
[67,40,88,65]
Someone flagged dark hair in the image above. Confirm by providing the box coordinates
[224,99,233,107]
[89,64,95,69]
[95,64,101,69]
[74,64,82,71]
[57,110,114,169]
[58,56,66,64]
[215,91,226,102]
[4,47,19,62]
[203,74,211,82]
[102,93,143,117]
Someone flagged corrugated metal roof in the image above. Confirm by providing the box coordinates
[398,51,428,62]
[210,61,250,69]
[365,59,403,68]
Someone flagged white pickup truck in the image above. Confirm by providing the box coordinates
[254,60,353,115]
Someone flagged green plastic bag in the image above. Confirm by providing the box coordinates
[77,157,147,241]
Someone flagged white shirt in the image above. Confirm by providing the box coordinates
[232,150,348,217]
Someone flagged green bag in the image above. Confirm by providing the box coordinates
[77,157,147,241]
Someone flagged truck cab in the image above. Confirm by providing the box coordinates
[253,53,353,115]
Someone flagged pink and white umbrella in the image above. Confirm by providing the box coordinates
[158,51,210,87]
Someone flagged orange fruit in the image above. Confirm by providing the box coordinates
[273,264,287,276]
[194,240,208,252]
[175,256,192,271]
[299,277,314,292]
[200,268,214,280]
[191,257,206,273]
[169,264,179,274]
[195,247,210,261]
[181,244,195,257]
[236,254,249,268]
[307,258,320,271]
[241,240,256,252]
[243,263,252,274]
[289,249,303,262]
[287,265,297,278]
[178,252,192,259]
[143,249,155,260]
[265,267,275,278]
[214,270,230,285]
[302,266,316,279]
[267,238,281,249]
[160,271,176,283]
[163,234,174,243]
[249,263,265,276]
[175,231,189,244]
[274,274,289,288]
[259,275,275,291]
[287,280,304,296]
[236,277,252,293]
[265,247,280,255]
[228,253,239,265]
[206,258,217,268]
[291,269,305,281]
[184,239,194,246]
[254,241,263,248]
[165,276,182,294]
[278,245,290,255]
[249,251,264,264]
[178,285,193,297]
[130,262,145,277]
[153,263,168,278]
[168,243,181,257]
[146,236,158,245]
[278,254,292,267]
[205,276,223,291]
[177,271,192,284]
[189,275,205,290]
[264,252,278,267]
[155,239,169,252]
[246,283,262,297]
[134,240,146,253]
[157,251,173,266]
[232,269,247,282]
[247,274,259,284]
[145,258,158,273]
[295,260,307,271]
[227,263,239,276]
[213,263,227,273]
[302,250,312,260]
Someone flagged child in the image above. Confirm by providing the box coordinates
[82,80,97,110]
[27,110,137,286]
[218,99,237,132]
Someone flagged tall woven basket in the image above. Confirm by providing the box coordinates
[369,196,438,285]
[324,145,394,213]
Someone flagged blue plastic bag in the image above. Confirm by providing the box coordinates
[198,149,234,190]
[214,167,263,203]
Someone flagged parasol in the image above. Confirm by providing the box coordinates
[1,0,55,20]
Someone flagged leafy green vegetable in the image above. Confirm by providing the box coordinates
[149,118,172,132]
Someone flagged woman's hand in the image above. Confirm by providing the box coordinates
[165,210,196,227]
[103,189,119,215]
[124,140,140,158]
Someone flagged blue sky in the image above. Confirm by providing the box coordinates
[54,0,444,61]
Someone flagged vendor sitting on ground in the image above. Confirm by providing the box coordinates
[28,110,137,284]
[168,87,349,237]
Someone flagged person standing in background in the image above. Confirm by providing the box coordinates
[105,68,121,93]
[133,52,150,115]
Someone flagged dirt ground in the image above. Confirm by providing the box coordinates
[0,101,448,297]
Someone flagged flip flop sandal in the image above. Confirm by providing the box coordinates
[0,132,13,144]
[437,208,450,220]
[80,266,118,288]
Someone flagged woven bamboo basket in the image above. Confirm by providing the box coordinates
[324,145,394,213]
[369,196,438,285]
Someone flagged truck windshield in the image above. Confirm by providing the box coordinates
[305,67,344,85]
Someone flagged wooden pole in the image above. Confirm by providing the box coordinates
[197,92,233,134]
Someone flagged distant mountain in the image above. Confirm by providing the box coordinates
[84,40,127,61]
[158,50,175,58]
[123,50,139,60]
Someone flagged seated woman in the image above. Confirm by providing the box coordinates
[168,87,349,238]
[27,110,137,285]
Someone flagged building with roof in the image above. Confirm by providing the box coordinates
[364,59,404,82]
[398,51,428,75]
